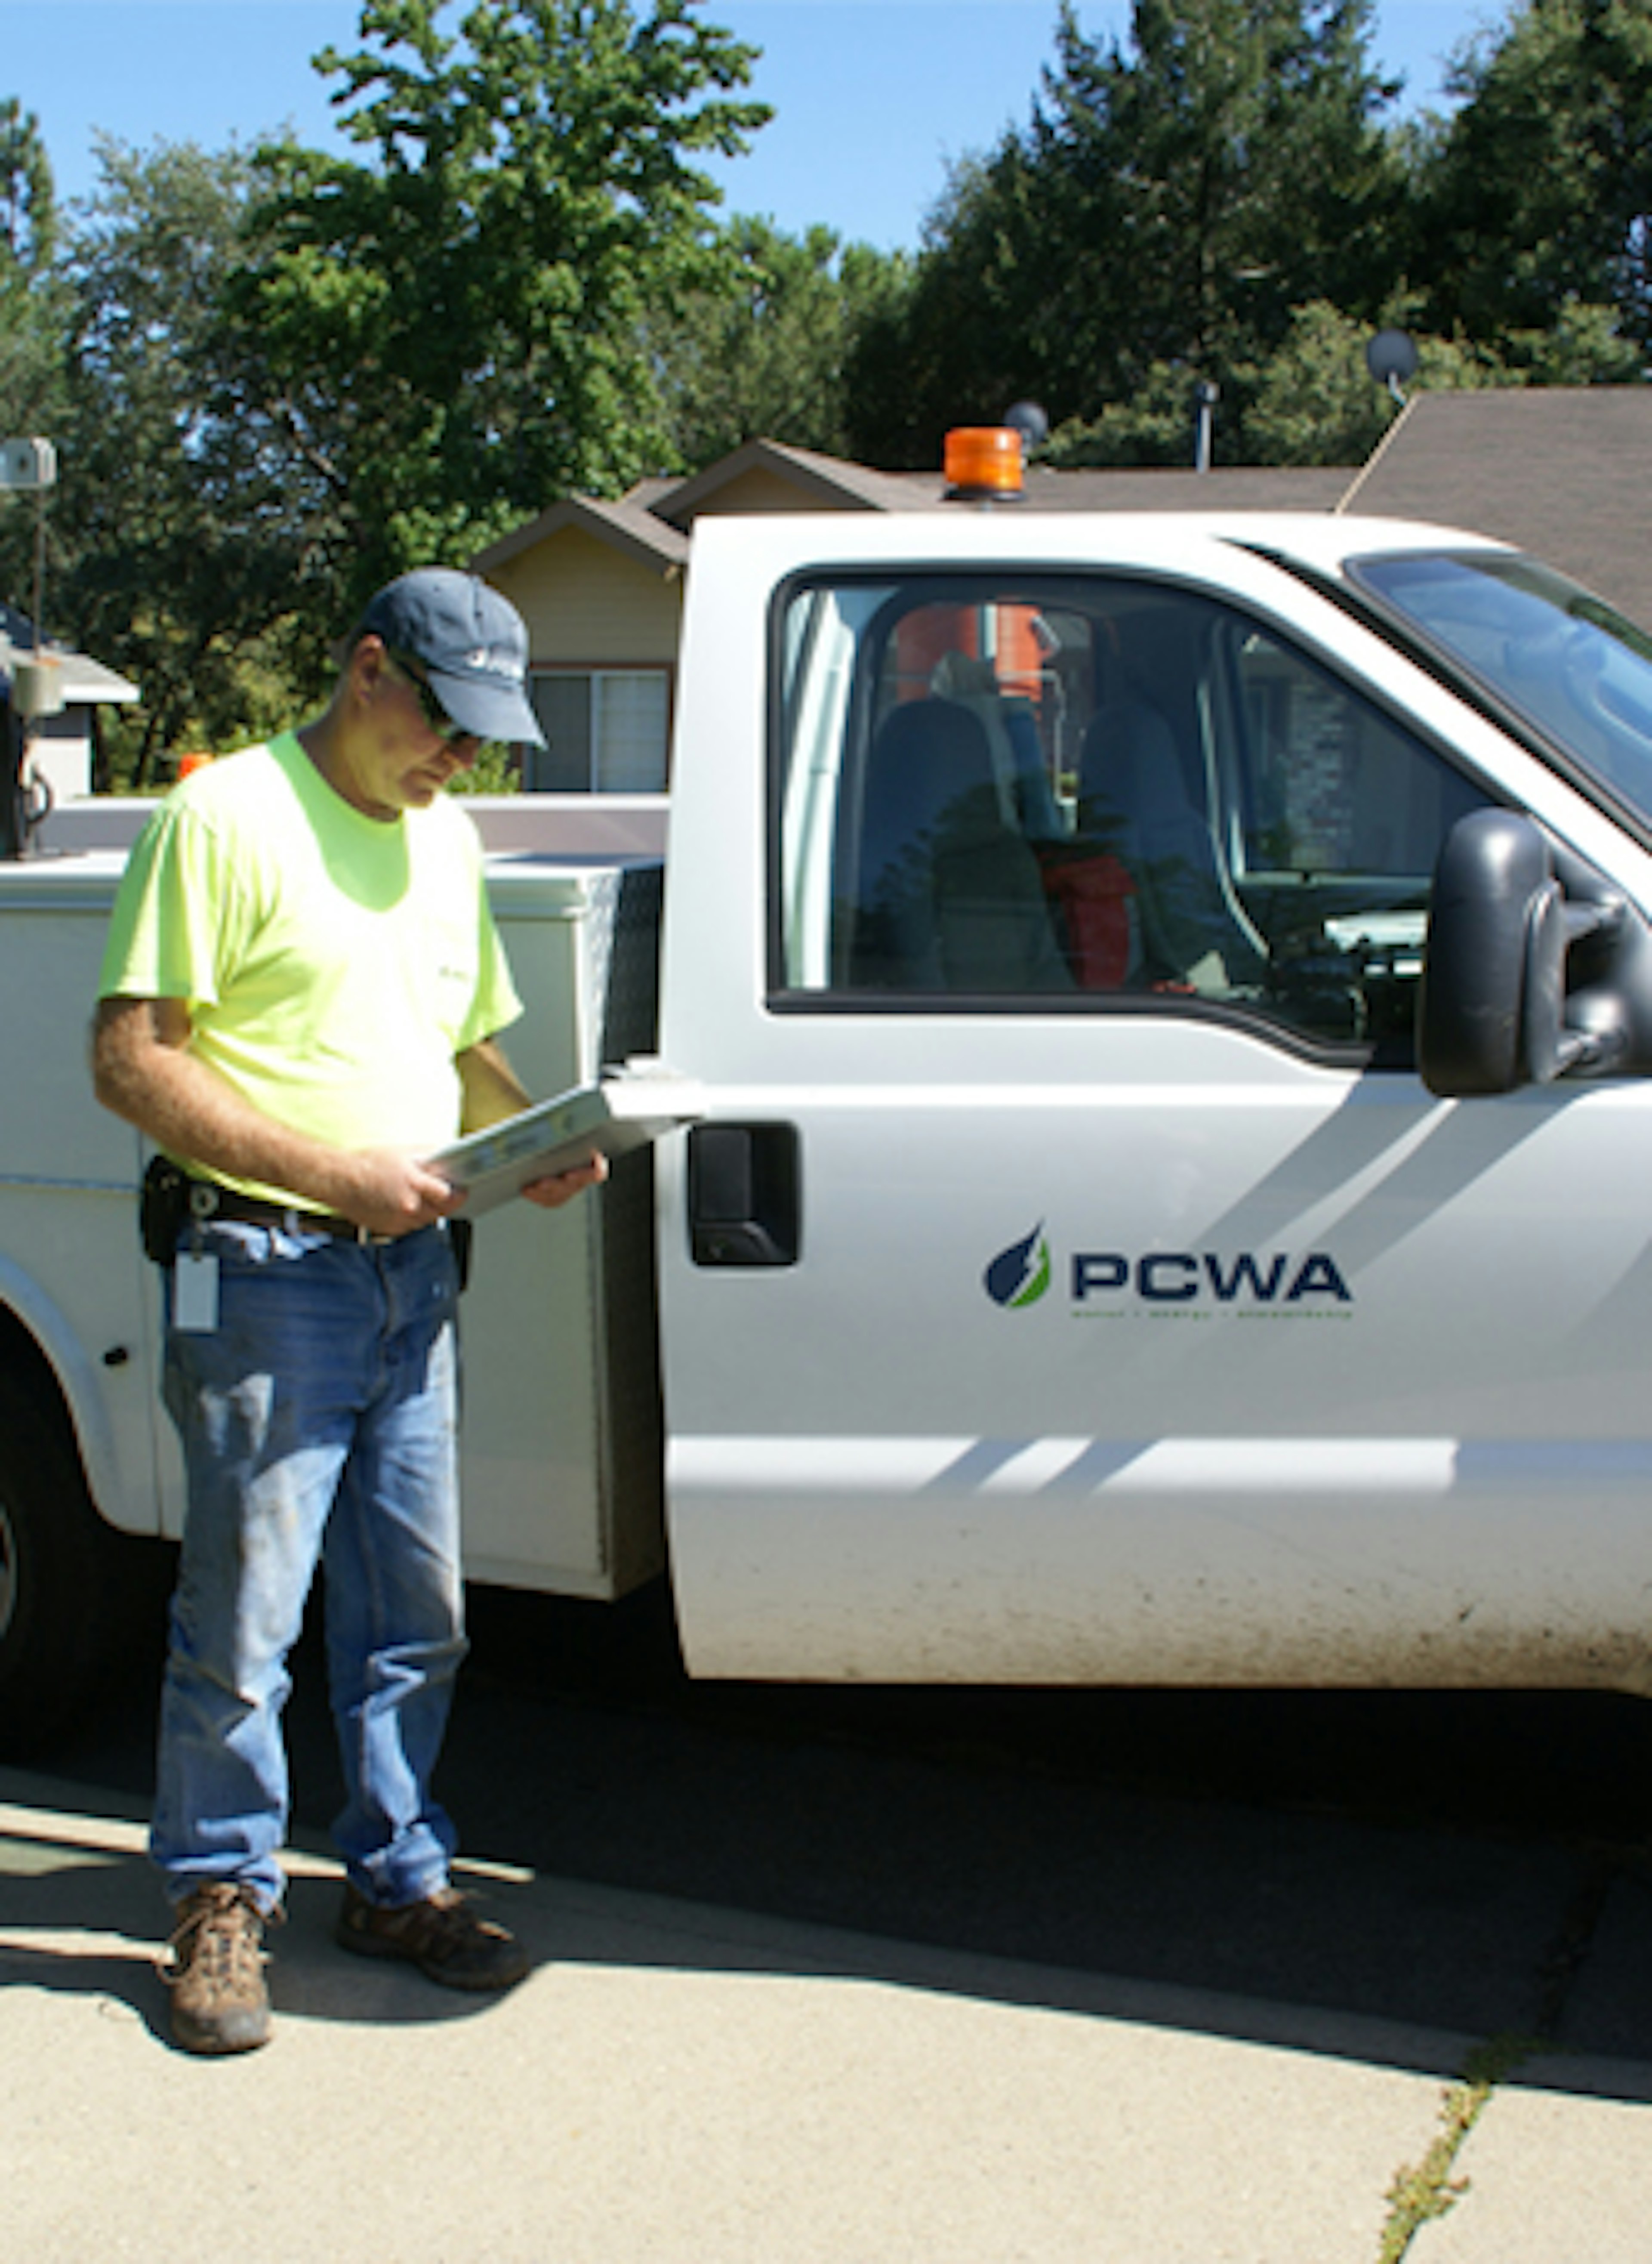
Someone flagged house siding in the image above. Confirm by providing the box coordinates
[489,528,682,665]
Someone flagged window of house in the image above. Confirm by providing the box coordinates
[525,669,671,792]
[773,572,1491,1060]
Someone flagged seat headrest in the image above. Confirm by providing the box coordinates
[865,699,1001,851]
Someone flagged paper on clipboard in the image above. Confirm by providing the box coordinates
[430,1059,703,1217]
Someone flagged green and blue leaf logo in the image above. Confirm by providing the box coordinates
[984,1223,1051,1309]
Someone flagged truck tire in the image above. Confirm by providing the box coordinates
[0,1370,144,1754]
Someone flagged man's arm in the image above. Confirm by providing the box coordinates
[92,996,464,1237]
[455,1034,539,1133]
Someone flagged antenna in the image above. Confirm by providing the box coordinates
[1365,328,1419,409]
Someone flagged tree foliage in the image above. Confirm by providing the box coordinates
[1044,291,1643,472]
[647,217,907,466]
[0,101,67,611]
[0,96,57,275]
[847,0,1409,466]
[50,139,314,781]
[237,0,769,610]
[1412,0,1652,355]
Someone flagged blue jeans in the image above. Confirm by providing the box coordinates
[151,1218,466,1916]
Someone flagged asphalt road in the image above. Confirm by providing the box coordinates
[35,1570,1652,2069]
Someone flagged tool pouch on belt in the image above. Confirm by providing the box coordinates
[139,1154,190,1266]
[450,1216,474,1294]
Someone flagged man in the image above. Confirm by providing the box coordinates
[91,567,603,2056]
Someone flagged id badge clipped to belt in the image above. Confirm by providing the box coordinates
[173,1182,222,1333]
[140,1156,220,1332]
[173,1246,220,1333]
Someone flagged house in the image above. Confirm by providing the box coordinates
[473,389,1652,794]
[473,491,689,796]
[1,601,140,805]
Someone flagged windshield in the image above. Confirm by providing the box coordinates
[1351,550,1652,827]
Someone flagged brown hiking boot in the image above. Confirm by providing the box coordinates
[162,1883,274,2055]
[334,1882,529,1992]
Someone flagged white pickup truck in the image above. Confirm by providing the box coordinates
[6,502,1652,1741]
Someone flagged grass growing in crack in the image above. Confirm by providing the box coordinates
[1376,2034,1542,2264]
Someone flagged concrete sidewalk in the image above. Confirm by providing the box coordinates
[2,1768,1649,2264]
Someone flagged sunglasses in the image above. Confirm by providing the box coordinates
[385,650,477,745]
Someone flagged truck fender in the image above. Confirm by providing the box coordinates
[0,1255,132,1533]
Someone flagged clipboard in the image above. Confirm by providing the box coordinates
[429,1060,703,1217]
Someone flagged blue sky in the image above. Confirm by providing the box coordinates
[5,1,1504,255]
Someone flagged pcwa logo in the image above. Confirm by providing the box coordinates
[983,1223,1354,1313]
[983,1223,1052,1309]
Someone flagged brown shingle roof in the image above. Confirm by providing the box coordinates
[1346,388,1652,627]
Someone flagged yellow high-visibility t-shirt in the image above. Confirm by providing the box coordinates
[98,731,522,1205]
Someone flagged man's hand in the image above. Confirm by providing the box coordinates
[518,1153,609,1210]
[330,1149,470,1238]
[455,1038,610,1211]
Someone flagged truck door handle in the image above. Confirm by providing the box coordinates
[688,1123,800,1267]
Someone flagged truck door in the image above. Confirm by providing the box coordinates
[658,555,1652,1690]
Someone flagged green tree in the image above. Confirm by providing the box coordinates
[650,217,907,466]
[51,138,314,783]
[1041,0,1402,375]
[851,0,1407,467]
[1233,301,1511,466]
[0,100,68,615]
[1036,361,1207,468]
[844,142,1052,466]
[1414,0,1652,355]
[240,0,769,609]
[0,95,56,275]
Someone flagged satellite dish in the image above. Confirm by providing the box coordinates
[1365,329,1418,403]
[1002,401,1049,452]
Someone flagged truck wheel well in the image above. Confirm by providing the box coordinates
[0,1302,76,1439]
[0,1302,172,1753]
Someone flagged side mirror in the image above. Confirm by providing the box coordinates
[1418,809,1629,1097]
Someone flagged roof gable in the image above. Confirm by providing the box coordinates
[474,492,689,578]
[649,439,906,527]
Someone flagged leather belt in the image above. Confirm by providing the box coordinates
[185,1178,396,1246]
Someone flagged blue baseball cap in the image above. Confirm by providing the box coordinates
[359,568,545,747]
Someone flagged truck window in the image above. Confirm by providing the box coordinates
[773,573,1489,1060]
[1351,550,1652,827]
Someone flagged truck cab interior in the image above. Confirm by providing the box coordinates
[775,570,1490,1063]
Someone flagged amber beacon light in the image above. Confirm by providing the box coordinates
[943,426,1025,501]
